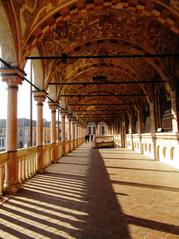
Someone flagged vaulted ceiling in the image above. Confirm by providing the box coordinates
[2,0,179,124]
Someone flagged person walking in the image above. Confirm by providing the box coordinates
[85,135,88,143]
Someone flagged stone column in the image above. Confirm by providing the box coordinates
[49,102,58,162]
[171,92,179,133]
[2,69,23,193]
[72,119,76,150]
[61,110,66,154]
[79,124,81,145]
[76,122,79,146]
[137,108,142,153]
[150,102,156,133]
[129,113,134,150]
[150,101,157,160]
[67,115,72,152]
[61,111,66,142]
[34,91,46,172]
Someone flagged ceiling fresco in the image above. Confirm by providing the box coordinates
[2,0,179,124]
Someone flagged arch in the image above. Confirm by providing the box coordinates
[45,38,168,94]
[0,2,16,64]
[87,122,96,135]
[25,1,179,56]
[97,122,108,136]
[30,48,44,89]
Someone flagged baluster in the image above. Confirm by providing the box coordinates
[0,163,5,195]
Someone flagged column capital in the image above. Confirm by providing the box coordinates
[33,91,46,104]
[67,114,73,121]
[1,68,24,87]
[48,102,58,111]
[60,109,67,117]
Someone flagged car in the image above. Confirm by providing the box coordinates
[93,135,114,148]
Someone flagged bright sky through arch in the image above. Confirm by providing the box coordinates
[0,60,51,121]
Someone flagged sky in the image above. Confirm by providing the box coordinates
[0,60,51,121]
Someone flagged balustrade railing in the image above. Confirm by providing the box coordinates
[0,152,7,195]
[0,138,85,195]
[17,147,38,182]
[126,132,179,168]
[43,144,52,167]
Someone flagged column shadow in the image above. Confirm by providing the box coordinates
[81,148,131,239]
[0,145,131,239]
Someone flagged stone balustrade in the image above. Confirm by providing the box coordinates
[0,137,84,195]
[126,133,179,168]
[0,151,8,195]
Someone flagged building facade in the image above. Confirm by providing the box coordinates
[0,118,52,150]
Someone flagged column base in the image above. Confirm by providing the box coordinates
[37,168,46,174]
[61,141,66,155]
[37,146,46,173]
[6,181,21,194]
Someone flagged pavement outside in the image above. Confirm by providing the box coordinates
[0,143,179,239]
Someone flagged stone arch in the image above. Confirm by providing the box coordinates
[30,48,44,89]
[87,122,96,135]
[0,2,16,65]
[97,122,108,136]
[25,1,179,57]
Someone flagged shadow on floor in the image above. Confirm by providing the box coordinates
[106,166,179,174]
[0,145,131,239]
[111,179,179,193]
[1,145,179,238]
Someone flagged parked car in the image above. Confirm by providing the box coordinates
[93,135,114,148]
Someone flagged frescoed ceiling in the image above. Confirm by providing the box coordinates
[2,0,179,124]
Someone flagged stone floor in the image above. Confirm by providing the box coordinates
[0,143,179,239]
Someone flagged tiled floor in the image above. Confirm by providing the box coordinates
[0,144,179,238]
